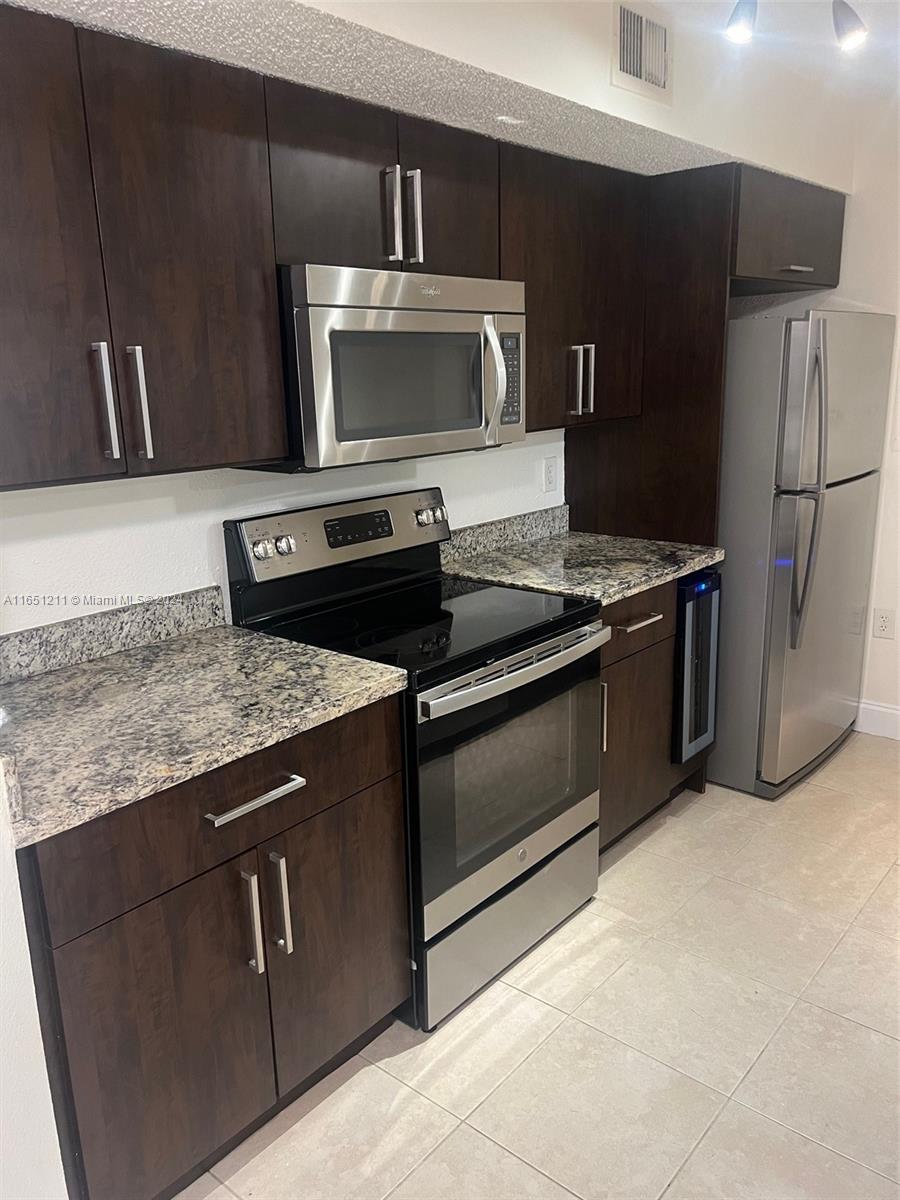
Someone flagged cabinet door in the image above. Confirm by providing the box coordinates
[578,164,645,422]
[267,80,400,270]
[600,637,675,848]
[54,851,275,1200]
[260,776,410,1093]
[78,31,286,474]
[732,165,845,292]
[0,8,125,489]
[501,145,586,431]
[398,116,499,277]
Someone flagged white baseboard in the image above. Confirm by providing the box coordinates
[856,701,900,741]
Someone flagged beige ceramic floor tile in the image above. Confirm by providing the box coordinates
[211,1056,457,1200]
[812,739,900,805]
[360,982,563,1117]
[593,847,711,931]
[768,781,899,855]
[719,825,895,922]
[504,908,646,1012]
[174,1175,235,1200]
[802,924,900,1038]
[666,1101,900,1200]
[469,1018,723,1200]
[856,865,900,938]
[735,1002,900,1181]
[697,782,783,824]
[618,794,763,871]
[575,939,794,1094]
[656,876,844,994]
[390,1124,575,1200]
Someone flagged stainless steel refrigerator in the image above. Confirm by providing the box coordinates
[709,309,895,798]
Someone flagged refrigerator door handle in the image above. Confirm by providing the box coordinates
[812,317,829,492]
[790,492,824,651]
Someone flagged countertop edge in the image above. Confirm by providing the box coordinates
[5,670,407,850]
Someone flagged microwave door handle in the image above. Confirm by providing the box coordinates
[483,314,507,445]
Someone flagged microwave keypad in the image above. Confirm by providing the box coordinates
[500,335,522,425]
[324,509,393,549]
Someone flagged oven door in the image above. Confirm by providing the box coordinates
[413,622,608,941]
[297,307,521,468]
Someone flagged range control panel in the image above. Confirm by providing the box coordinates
[232,488,449,583]
[500,334,522,426]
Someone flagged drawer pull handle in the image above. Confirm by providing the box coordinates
[601,681,608,753]
[241,869,266,975]
[616,612,664,634]
[205,774,306,828]
[781,264,815,273]
[269,851,294,955]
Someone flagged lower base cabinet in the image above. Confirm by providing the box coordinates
[37,763,409,1200]
[600,636,676,847]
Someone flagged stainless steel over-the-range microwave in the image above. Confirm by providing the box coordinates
[277,264,526,470]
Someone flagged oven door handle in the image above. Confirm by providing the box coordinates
[483,314,507,446]
[418,623,610,722]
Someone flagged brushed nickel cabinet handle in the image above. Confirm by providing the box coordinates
[241,869,266,974]
[268,851,294,955]
[205,774,306,828]
[781,264,815,273]
[568,345,585,416]
[406,167,425,264]
[126,345,154,459]
[385,165,404,262]
[584,343,596,414]
[601,681,608,753]
[616,612,664,634]
[91,341,121,460]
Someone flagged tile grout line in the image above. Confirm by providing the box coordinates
[380,1120,461,1200]
[457,1122,584,1199]
[652,1090,730,1200]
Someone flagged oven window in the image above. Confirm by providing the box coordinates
[331,331,482,441]
[415,648,601,917]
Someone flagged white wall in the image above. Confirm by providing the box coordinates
[0,433,565,633]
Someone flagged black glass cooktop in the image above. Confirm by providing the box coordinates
[260,574,598,688]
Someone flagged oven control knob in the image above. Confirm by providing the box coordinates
[432,506,447,524]
[517,847,528,863]
[275,535,296,556]
[416,508,435,526]
[251,538,275,560]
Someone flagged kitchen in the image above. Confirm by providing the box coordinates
[1,2,898,1199]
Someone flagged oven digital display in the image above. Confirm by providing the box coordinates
[324,509,393,549]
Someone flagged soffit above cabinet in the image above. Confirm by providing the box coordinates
[23,0,729,177]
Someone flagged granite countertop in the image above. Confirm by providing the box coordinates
[447,531,724,605]
[0,626,406,848]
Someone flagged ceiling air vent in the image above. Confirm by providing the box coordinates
[612,2,673,104]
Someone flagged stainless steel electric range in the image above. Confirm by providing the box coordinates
[224,488,608,1029]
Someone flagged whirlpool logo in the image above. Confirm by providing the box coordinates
[419,285,442,297]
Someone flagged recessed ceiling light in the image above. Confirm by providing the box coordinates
[496,115,525,126]
[832,0,868,50]
[724,0,757,43]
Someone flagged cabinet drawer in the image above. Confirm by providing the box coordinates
[731,166,845,292]
[36,696,401,946]
[602,582,676,667]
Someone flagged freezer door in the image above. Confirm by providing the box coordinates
[760,473,880,787]
[778,311,895,490]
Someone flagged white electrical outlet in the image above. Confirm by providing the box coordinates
[873,608,896,640]
[542,456,558,493]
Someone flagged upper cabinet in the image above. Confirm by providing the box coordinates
[500,145,644,431]
[730,165,845,294]
[267,81,500,277]
[79,31,287,474]
[0,8,126,489]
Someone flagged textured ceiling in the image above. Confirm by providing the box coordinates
[11,0,730,175]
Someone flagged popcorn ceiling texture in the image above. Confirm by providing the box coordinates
[10,0,728,176]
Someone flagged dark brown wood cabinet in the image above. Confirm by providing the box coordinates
[0,8,126,489]
[78,30,287,474]
[501,145,644,431]
[397,116,499,278]
[261,775,410,1093]
[731,164,845,293]
[600,635,676,848]
[54,850,276,1200]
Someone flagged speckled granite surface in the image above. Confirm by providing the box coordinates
[0,586,225,684]
[0,626,406,848]
[447,531,724,605]
[441,505,568,567]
